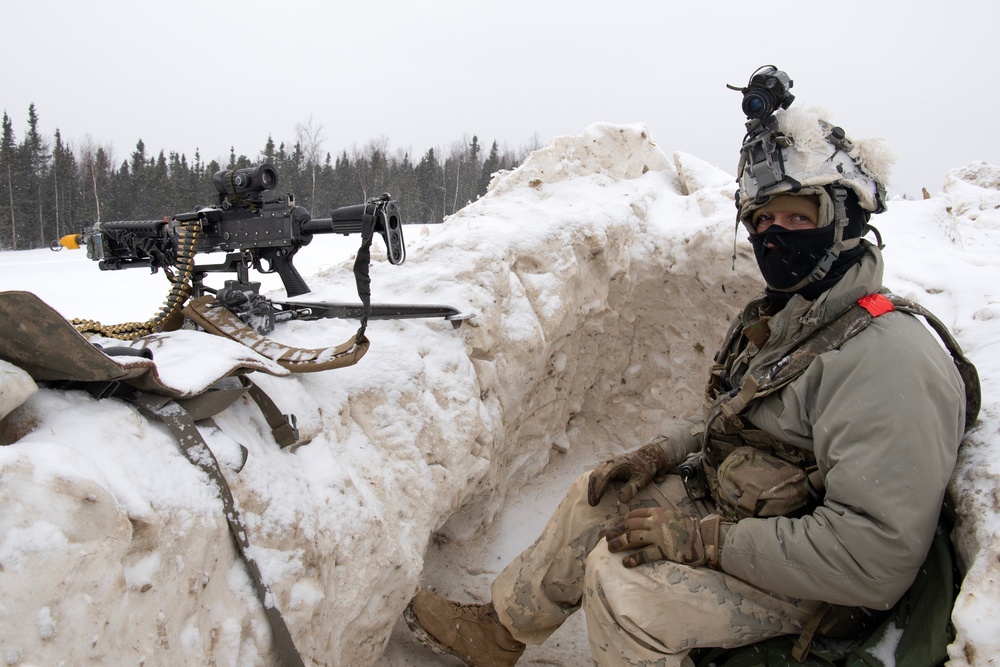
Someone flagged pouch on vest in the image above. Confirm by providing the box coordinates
[711,446,819,521]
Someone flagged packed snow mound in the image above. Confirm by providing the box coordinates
[948,161,1000,191]
[941,162,1000,220]
[486,122,674,198]
[1,126,998,667]
[934,163,1000,666]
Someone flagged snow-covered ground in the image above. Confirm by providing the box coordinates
[1,124,998,666]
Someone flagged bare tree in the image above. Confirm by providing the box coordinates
[295,115,325,207]
[79,135,114,222]
[350,136,392,202]
[366,135,390,195]
[78,137,100,223]
[349,143,370,202]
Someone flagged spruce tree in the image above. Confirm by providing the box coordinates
[0,112,16,250]
[479,140,501,198]
[150,150,170,215]
[262,135,277,164]
[126,139,149,218]
[20,104,51,247]
[416,148,443,223]
[51,129,78,242]
[331,150,356,206]
[466,135,482,204]
[92,146,113,222]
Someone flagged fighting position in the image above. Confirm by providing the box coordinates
[403,67,976,666]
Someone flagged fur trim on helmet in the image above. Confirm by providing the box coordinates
[775,106,896,187]
[737,106,895,227]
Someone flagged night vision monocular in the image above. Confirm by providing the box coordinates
[729,65,795,121]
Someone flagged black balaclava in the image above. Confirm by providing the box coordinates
[748,189,870,309]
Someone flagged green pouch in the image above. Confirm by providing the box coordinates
[713,446,815,520]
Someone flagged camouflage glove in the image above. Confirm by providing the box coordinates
[587,443,671,507]
[605,508,726,569]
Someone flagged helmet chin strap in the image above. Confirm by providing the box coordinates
[767,186,851,294]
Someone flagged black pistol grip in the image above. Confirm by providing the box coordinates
[270,250,310,298]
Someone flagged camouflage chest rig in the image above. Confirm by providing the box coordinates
[684,291,981,522]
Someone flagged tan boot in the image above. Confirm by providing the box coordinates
[404,589,526,667]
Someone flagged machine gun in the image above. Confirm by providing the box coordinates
[56,164,468,338]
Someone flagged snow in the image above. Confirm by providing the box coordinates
[867,621,905,666]
[1,122,998,666]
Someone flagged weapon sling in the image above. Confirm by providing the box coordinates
[131,386,306,667]
[181,210,379,372]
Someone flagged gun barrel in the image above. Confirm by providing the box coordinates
[96,219,169,233]
[73,218,174,270]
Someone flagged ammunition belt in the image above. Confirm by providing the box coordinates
[71,219,202,340]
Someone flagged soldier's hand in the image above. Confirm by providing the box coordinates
[587,443,670,506]
[605,508,725,569]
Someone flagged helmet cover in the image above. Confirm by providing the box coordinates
[737,106,895,234]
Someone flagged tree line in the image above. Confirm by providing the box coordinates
[0,104,536,251]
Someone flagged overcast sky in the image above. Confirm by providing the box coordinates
[3,0,997,199]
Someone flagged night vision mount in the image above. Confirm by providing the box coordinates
[728,65,796,201]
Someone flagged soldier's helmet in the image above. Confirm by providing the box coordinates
[735,102,895,292]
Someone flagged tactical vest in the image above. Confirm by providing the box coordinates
[692,291,980,522]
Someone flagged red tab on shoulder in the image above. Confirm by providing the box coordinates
[858,293,894,317]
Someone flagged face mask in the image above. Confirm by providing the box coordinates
[748,225,836,290]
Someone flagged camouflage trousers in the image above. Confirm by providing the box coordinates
[490,472,822,666]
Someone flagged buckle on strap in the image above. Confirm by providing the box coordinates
[243,377,300,448]
[720,375,760,422]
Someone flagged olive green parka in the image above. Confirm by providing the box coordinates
[660,243,966,610]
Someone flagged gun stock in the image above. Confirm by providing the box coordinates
[307,194,406,266]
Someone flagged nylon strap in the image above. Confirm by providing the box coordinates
[890,296,981,430]
[243,377,300,448]
[175,375,299,448]
[352,206,376,345]
[132,392,306,667]
[183,295,369,373]
[792,602,830,661]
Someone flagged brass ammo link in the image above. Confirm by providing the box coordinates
[72,220,202,341]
